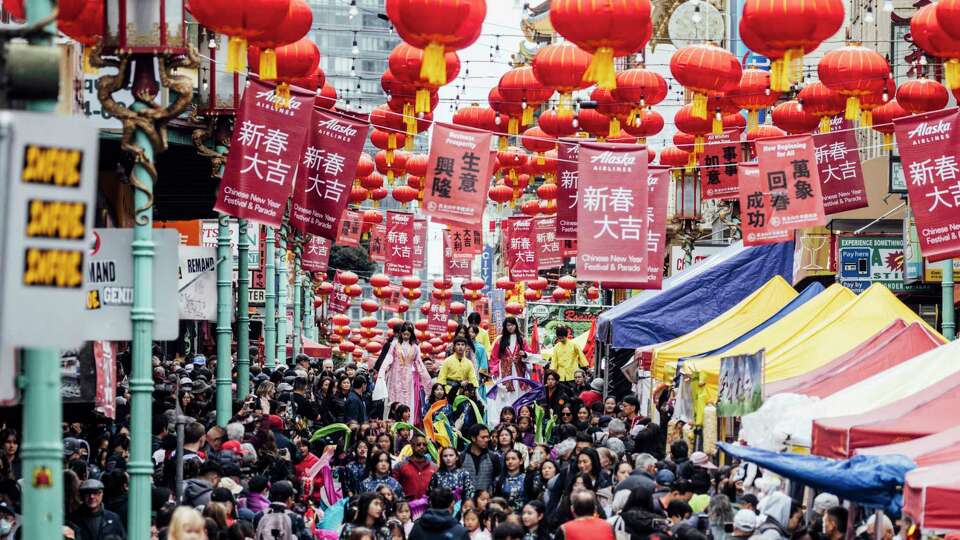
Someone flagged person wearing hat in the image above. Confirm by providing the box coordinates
[68,479,126,540]
[733,509,758,539]
[0,501,20,540]
[579,378,605,408]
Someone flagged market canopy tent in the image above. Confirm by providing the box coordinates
[812,369,960,459]
[287,336,332,359]
[903,461,960,531]
[648,276,799,379]
[596,241,794,349]
[858,426,960,467]
[765,320,943,398]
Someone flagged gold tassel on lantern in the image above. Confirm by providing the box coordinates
[685,152,697,174]
[747,110,759,131]
[508,117,519,136]
[498,136,508,151]
[784,48,803,88]
[259,48,278,80]
[275,82,291,109]
[415,88,431,115]
[387,134,397,166]
[387,170,395,185]
[404,134,414,151]
[522,106,534,126]
[627,107,639,127]
[583,47,617,90]
[694,135,704,156]
[883,132,893,149]
[81,47,98,74]
[691,92,708,120]
[536,152,545,165]
[770,59,784,93]
[227,36,248,73]
[702,405,718,456]
[711,111,723,135]
[844,95,861,121]
[558,92,573,115]
[861,110,873,128]
[819,116,831,133]
[609,117,621,137]
[947,58,960,89]
[419,42,447,86]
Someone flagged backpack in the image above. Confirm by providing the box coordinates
[257,506,294,540]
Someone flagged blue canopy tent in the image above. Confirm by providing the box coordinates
[596,241,795,348]
[719,443,915,514]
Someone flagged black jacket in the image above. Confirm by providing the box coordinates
[408,509,470,540]
[69,506,126,540]
[345,391,368,423]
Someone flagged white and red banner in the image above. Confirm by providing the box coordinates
[328,270,351,314]
[336,209,362,248]
[94,341,117,419]
[427,302,449,335]
[635,166,671,289]
[385,211,415,277]
[505,216,539,281]
[413,218,427,269]
[215,79,315,226]
[302,236,331,273]
[700,130,741,200]
[443,229,472,279]
[422,123,493,226]
[368,224,386,263]
[556,138,580,239]
[447,224,483,259]
[813,121,868,214]
[893,108,960,262]
[575,142,649,285]
[535,216,563,269]
[380,286,403,312]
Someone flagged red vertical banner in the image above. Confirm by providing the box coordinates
[385,211,415,277]
[290,108,370,238]
[215,79,315,226]
[635,166,671,289]
[447,224,483,258]
[94,341,117,419]
[427,302,449,334]
[302,236,331,273]
[576,142,649,285]
[336,209,362,247]
[328,270,351,314]
[505,216,539,281]
[738,163,780,244]
[813,122,868,214]
[444,229,472,279]
[535,216,563,269]
[700,130,741,200]
[380,286,403,312]
[422,123,493,225]
[412,218,427,269]
[368,224,386,263]
[752,135,827,244]
[556,138,580,239]
[562,239,577,258]
[893,108,960,262]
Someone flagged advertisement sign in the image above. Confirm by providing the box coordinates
[535,216,563,270]
[556,138,580,239]
[93,341,117,419]
[444,229,472,279]
[668,244,727,275]
[813,122,869,214]
[214,79,315,226]
[327,270,351,314]
[368,223,386,263]
[0,112,99,349]
[700,130,741,200]
[422,123,493,226]
[635,166,671,289]
[489,289,506,342]
[336,209,362,248]
[922,259,960,283]
[85,229,180,340]
[505,217,539,281]
[893,108,960,262]
[526,302,604,340]
[481,244,495,294]
[837,236,924,293]
[385,211,415,277]
[200,220,260,266]
[447,224,483,258]
[302,236,331,274]
[178,246,218,321]
[576,142,649,285]
[427,302,449,335]
[290,107,370,238]
[903,204,924,284]
[717,350,764,417]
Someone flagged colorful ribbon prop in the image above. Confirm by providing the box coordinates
[309,423,352,450]
[452,394,484,426]
[485,376,540,400]
[533,404,557,445]
[391,421,439,462]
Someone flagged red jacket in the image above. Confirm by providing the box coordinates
[561,517,615,540]
[393,457,437,500]
[294,452,324,503]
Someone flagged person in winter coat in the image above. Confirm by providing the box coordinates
[393,435,437,500]
[68,479,127,540]
[182,460,221,508]
[608,484,670,540]
[408,488,471,540]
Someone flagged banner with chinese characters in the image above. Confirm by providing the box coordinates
[893,108,960,262]
[535,216,563,269]
[575,142,649,285]
[700,130,741,200]
[635,166,671,289]
[447,224,483,258]
[290,107,370,238]
[745,135,826,246]
[385,211,415,277]
[336,209,362,248]
[368,224,386,263]
[505,217,539,281]
[813,122,868,214]
[422,123,493,225]
[556,138,580,239]
[215,79,315,226]
[413,218,427,269]
[427,302,449,335]
[328,270,351,314]
[302,236,331,273]
[739,163,788,245]
[380,285,403,312]
[444,229,472,279]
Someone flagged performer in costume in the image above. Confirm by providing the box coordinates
[378,322,432,425]
[488,316,529,422]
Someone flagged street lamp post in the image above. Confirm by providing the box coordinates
[944,259,956,341]
[215,212,233,426]
[237,220,251,399]
[293,242,303,358]
[265,228,277,368]
[277,229,289,364]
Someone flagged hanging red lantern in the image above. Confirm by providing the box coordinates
[798,82,846,133]
[913,4,960,89]
[858,78,896,128]
[871,99,909,148]
[674,104,713,155]
[772,100,819,135]
[616,68,668,123]
[392,185,419,205]
[729,68,779,131]
[360,172,384,192]
[670,44,742,121]
[375,149,409,184]
[623,109,664,142]
[190,0,292,73]
[577,108,613,140]
[505,301,524,315]
[59,0,104,73]
[405,154,429,178]
[896,78,950,114]
[463,277,485,291]
[317,282,335,296]
[499,66,553,131]
[495,276,515,290]
[401,276,421,289]
[658,146,689,168]
[520,126,556,165]
[389,42,461,114]
[489,183,514,206]
[338,271,359,287]
[349,184,369,204]
[370,128,407,165]
[745,125,787,157]
[248,0,312,80]
[531,43,593,113]
[818,44,890,122]
[586,286,600,301]
[551,288,571,302]
[723,114,747,133]
[521,199,541,217]
[249,37,320,104]
[317,82,337,109]
[370,273,391,294]
[525,289,542,302]
[591,87,633,137]
[453,103,502,133]
[538,109,578,138]
[550,0,653,90]
[355,153,375,179]
[433,277,452,290]
[386,0,485,85]
[449,301,467,316]
[558,275,577,290]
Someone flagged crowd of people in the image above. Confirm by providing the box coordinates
[0,316,902,540]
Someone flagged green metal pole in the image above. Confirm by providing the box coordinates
[216,214,234,426]
[128,101,155,540]
[20,0,64,538]
[277,231,289,364]
[237,220,251,399]
[944,259,956,341]
[293,245,302,358]
[305,278,315,340]
[264,228,276,369]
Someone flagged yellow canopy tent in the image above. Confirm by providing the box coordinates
[650,276,799,381]
[683,283,942,422]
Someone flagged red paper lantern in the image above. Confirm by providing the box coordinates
[670,44,742,121]
[248,37,320,100]
[349,185,369,204]
[913,4,960,89]
[332,314,350,327]
[338,271,359,286]
[489,183,514,205]
[623,109,664,142]
[659,146,689,168]
[674,104,713,155]
[521,199,541,216]
[375,149,409,184]
[402,276,422,289]
[723,114,747,133]
[586,286,600,300]
[499,66,553,132]
[558,275,577,290]
[190,0,291,73]
[505,301,524,315]
[58,0,103,71]
[550,0,653,90]
[616,68,668,121]
[360,315,378,328]
[463,278,485,291]
[449,301,466,316]
[532,43,593,113]
[453,103,500,132]
[389,42,461,113]
[551,288,571,302]
[578,108,613,140]
[858,78,896,128]
[248,0,312,80]
[729,68,779,131]
[392,185,419,205]
[538,109,578,138]
[896,78,950,114]
[772,100,819,135]
[346,285,363,298]
[370,273,391,291]
[355,153,375,179]
[818,44,890,121]
[360,172,384,192]
[317,82,337,109]
[798,82,846,133]
[386,0,485,85]
[871,99,909,147]
[317,282,334,296]
[495,276,515,290]
[405,154,429,177]
[520,126,555,158]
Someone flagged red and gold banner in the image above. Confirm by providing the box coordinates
[575,142,649,285]
[635,166,671,289]
[444,229,472,279]
[556,138,580,239]
[328,270,351,314]
[447,224,483,258]
[290,107,370,238]
[813,122,868,214]
[302,236,331,273]
[368,224,386,263]
[385,211,415,277]
[413,218,427,269]
[422,123,493,226]
[215,79,315,226]
[336,209,362,247]
[893,108,960,262]
[505,216,539,281]
[427,302,449,335]
[535,216,563,269]
[700,130,741,200]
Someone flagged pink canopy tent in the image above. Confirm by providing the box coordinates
[903,461,960,531]
[812,370,960,459]
[764,320,942,397]
[857,426,960,467]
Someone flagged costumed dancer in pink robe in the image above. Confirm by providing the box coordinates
[378,322,432,424]
[488,316,528,423]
